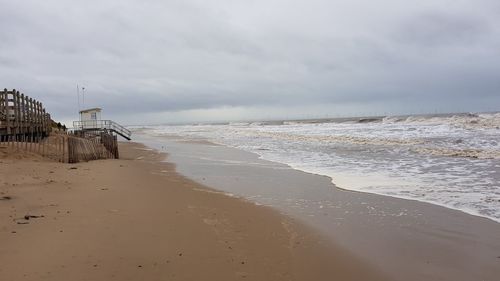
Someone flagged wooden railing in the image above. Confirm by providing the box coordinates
[0,89,51,138]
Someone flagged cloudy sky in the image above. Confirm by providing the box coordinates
[1,0,499,124]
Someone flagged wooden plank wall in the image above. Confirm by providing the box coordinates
[0,88,51,139]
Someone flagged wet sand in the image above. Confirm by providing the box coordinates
[0,143,388,281]
[136,134,500,281]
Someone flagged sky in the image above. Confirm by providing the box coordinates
[0,0,499,125]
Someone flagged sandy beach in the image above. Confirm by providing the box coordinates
[0,142,388,281]
[2,1,499,280]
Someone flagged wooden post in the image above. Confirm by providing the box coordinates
[28,97,33,135]
[5,90,12,135]
[1,89,6,139]
[16,91,22,136]
[36,101,41,136]
[20,93,25,136]
[34,101,39,136]
[1,91,4,142]
[13,91,19,136]
[41,108,46,136]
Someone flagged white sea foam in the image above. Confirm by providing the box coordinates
[137,112,500,223]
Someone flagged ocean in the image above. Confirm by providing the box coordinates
[136,112,500,223]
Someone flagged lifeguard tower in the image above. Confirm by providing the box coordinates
[73,107,131,140]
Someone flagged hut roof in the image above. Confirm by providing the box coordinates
[79,108,102,114]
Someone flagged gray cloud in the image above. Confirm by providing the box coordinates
[395,12,489,47]
[0,0,499,124]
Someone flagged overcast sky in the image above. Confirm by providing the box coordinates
[1,0,499,124]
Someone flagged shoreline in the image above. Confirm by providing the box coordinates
[161,135,500,224]
[318,171,500,225]
[166,134,500,224]
[0,142,387,281]
[135,133,500,281]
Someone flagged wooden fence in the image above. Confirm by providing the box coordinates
[67,131,119,163]
[0,89,51,138]
[0,131,119,163]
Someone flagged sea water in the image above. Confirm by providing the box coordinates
[137,112,500,223]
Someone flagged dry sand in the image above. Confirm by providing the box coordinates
[0,142,388,281]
